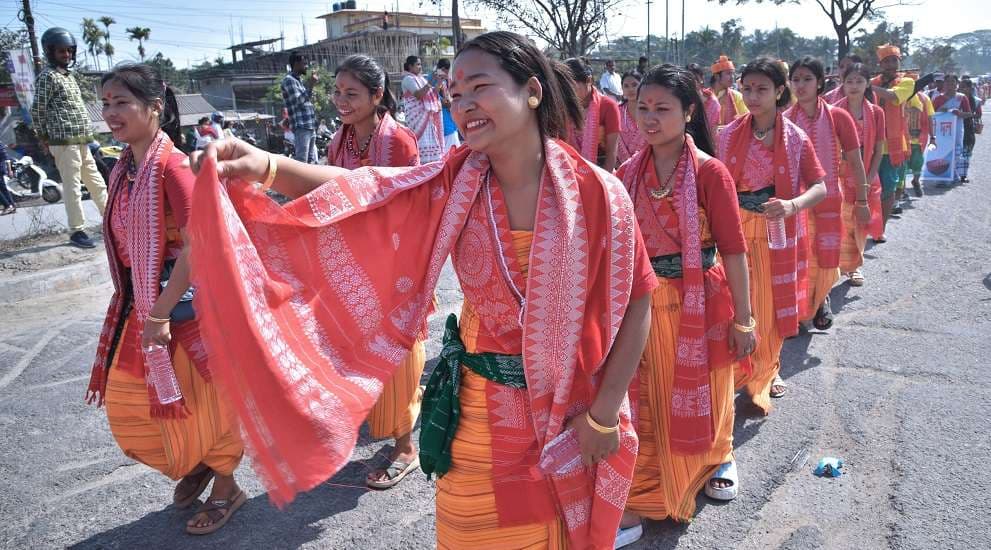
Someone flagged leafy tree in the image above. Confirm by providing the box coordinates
[467,0,624,57]
[99,16,116,67]
[126,27,151,61]
[910,40,957,74]
[264,66,337,122]
[147,52,189,93]
[81,18,104,70]
[850,20,910,71]
[712,0,909,58]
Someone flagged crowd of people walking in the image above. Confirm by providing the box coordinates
[62,22,983,548]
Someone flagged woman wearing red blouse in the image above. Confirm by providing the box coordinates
[91,64,245,535]
[716,58,826,410]
[615,65,754,543]
[785,57,869,330]
[564,57,622,171]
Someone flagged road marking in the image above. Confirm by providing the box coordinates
[0,320,71,392]
[43,463,150,505]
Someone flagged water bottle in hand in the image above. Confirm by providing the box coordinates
[766,217,788,250]
[143,344,183,404]
[530,427,585,479]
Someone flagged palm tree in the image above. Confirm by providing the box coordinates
[126,27,151,61]
[99,16,115,67]
[81,18,104,70]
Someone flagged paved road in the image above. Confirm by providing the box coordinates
[1,137,988,549]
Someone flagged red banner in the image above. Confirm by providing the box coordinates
[0,85,17,107]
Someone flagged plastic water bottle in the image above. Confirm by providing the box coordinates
[530,427,585,479]
[143,344,183,404]
[766,217,788,250]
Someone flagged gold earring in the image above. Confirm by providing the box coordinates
[527,96,540,109]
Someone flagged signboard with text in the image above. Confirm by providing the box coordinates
[5,49,36,124]
[922,112,956,182]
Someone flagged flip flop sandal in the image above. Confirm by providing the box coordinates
[813,296,834,330]
[769,375,788,398]
[704,460,739,501]
[849,271,865,287]
[614,523,644,549]
[366,456,420,489]
[186,489,247,536]
[873,235,887,244]
[173,467,215,509]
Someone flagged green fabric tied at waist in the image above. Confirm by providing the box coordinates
[650,246,718,279]
[418,314,526,478]
[737,187,775,212]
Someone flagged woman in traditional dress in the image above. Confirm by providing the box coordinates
[716,57,826,409]
[836,63,886,286]
[785,57,867,329]
[933,74,976,184]
[687,63,722,141]
[564,57,621,171]
[90,64,244,535]
[401,55,445,163]
[616,70,646,165]
[327,54,425,489]
[188,31,656,549]
[614,65,755,541]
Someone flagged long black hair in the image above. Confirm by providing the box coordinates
[403,55,420,72]
[638,64,716,156]
[564,57,594,84]
[790,56,826,95]
[842,62,874,103]
[335,54,398,117]
[101,63,180,144]
[741,56,791,108]
[457,31,583,138]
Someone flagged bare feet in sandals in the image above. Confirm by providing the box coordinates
[186,474,245,535]
[174,463,215,509]
[770,375,788,398]
[367,431,419,489]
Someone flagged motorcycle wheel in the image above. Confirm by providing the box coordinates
[42,186,62,203]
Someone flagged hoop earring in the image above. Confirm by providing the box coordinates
[527,96,540,109]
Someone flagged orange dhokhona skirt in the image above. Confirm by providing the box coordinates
[366,340,426,439]
[105,314,243,479]
[625,276,736,522]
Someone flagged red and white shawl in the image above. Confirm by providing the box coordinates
[718,114,811,337]
[823,86,845,105]
[87,131,208,417]
[569,87,603,162]
[619,136,738,454]
[785,98,843,268]
[327,112,419,169]
[617,102,645,164]
[836,96,884,237]
[701,88,721,139]
[401,72,444,164]
[188,139,640,549]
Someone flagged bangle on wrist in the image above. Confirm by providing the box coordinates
[733,316,757,333]
[259,154,277,191]
[146,315,170,324]
[585,411,619,434]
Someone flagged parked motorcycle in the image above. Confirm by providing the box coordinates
[9,156,62,203]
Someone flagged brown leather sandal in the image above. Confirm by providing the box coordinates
[173,466,215,509]
[186,489,247,535]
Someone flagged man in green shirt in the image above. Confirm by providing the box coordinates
[30,28,107,248]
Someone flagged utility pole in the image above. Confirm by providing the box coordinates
[646,0,652,64]
[452,0,463,51]
[665,0,669,62]
[19,0,42,70]
[681,0,685,65]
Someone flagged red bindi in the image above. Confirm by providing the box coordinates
[455,69,465,81]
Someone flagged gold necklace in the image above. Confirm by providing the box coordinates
[649,153,683,200]
[752,121,775,141]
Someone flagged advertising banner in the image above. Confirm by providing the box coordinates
[922,112,957,182]
[5,48,36,125]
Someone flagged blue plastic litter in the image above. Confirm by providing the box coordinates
[814,457,844,477]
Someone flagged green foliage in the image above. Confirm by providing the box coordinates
[72,71,98,104]
[81,18,105,70]
[126,27,151,61]
[147,52,190,93]
[263,66,337,122]
[850,21,911,71]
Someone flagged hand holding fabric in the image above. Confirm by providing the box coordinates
[728,327,756,360]
[189,137,269,182]
[567,413,620,466]
[141,320,171,348]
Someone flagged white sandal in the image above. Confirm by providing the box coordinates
[704,460,739,501]
[614,523,643,549]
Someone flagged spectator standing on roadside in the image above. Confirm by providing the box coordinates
[427,58,461,151]
[599,59,624,102]
[30,27,108,248]
[281,52,320,163]
[0,142,15,215]
[637,55,649,76]
[194,116,217,150]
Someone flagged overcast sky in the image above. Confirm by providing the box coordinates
[2,0,988,68]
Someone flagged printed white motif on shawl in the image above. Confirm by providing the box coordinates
[489,385,527,429]
[317,225,383,336]
[562,499,591,530]
[595,460,633,510]
[672,385,712,417]
[395,276,414,293]
[675,336,707,365]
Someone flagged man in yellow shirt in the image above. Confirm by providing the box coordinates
[871,44,915,239]
[904,73,936,197]
[711,55,748,128]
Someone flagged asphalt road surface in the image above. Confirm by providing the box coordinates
[1,137,988,549]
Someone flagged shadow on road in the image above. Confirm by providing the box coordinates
[68,460,375,550]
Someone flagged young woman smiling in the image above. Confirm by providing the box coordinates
[835,63,887,286]
[564,57,621,171]
[327,54,425,490]
[614,65,753,543]
[91,64,245,536]
[616,70,646,164]
[716,57,827,410]
[187,31,656,549]
[785,57,868,328]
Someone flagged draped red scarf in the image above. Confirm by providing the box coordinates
[326,112,418,169]
[718,114,810,337]
[569,87,603,162]
[718,89,741,126]
[402,71,444,163]
[619,136,742,454]
[617,102,645,164]
[187,139,640,549]
[87,132,208,418]
[785,98,843,268]
[702,88,721,139]
[836,96,884,237]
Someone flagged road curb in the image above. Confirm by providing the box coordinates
[0,256,110,304]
